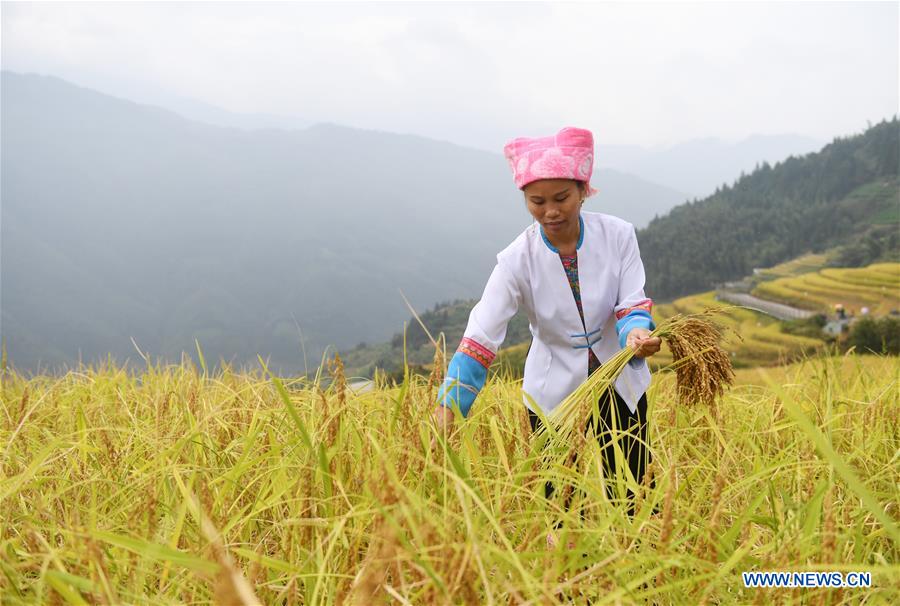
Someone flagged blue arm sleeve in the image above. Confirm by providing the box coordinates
[616,309,656,348]
[436,351,488,418]
[616,310,656,369]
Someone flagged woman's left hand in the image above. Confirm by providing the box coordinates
[626,328,661,358]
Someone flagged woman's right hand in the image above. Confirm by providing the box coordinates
[430,405,455,451]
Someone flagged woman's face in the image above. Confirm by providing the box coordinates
[523,179,583,240]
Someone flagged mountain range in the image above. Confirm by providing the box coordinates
[0,71,861,375]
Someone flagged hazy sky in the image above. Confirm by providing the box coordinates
[2,1,897,150]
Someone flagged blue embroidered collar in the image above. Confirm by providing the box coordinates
[540,214,584,254]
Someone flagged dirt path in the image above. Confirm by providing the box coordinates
[715,291,817,321]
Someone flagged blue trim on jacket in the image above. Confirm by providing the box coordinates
[539,214,584,253]
[437,351,487,418]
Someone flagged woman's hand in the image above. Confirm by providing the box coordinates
[430,405,455,451]
[626,327,661,358]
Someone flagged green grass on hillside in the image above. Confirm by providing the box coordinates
[752,253,829,282]
[853,178,900,225]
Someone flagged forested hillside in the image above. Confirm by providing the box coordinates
[639,117,899,300]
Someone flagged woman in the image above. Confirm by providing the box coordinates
[431,126,661,546]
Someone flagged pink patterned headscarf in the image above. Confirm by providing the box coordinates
[503,126,598,196]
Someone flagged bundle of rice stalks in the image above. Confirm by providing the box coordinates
[542,307,737,446]
[659,308,738,409]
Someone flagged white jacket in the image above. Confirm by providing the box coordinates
[461,211,653,415]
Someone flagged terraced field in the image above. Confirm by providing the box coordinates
[751,263,900,315]
[752,253,828,281]
[649,292,824,370]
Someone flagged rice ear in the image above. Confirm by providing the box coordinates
[660,311,736,408]
[541,307,736,447]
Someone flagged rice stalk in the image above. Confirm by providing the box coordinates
[172,474,262,606]
[543,307,737,447]
[427,334,446,398]
[656,457,677,588]
[328,352,347,408]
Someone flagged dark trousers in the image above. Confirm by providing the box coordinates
[528,388,653,519]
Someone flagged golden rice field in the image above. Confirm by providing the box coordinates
[1,349,898,604]
[751,263,900,316]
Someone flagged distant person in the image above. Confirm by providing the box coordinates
[431,127,661,548]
